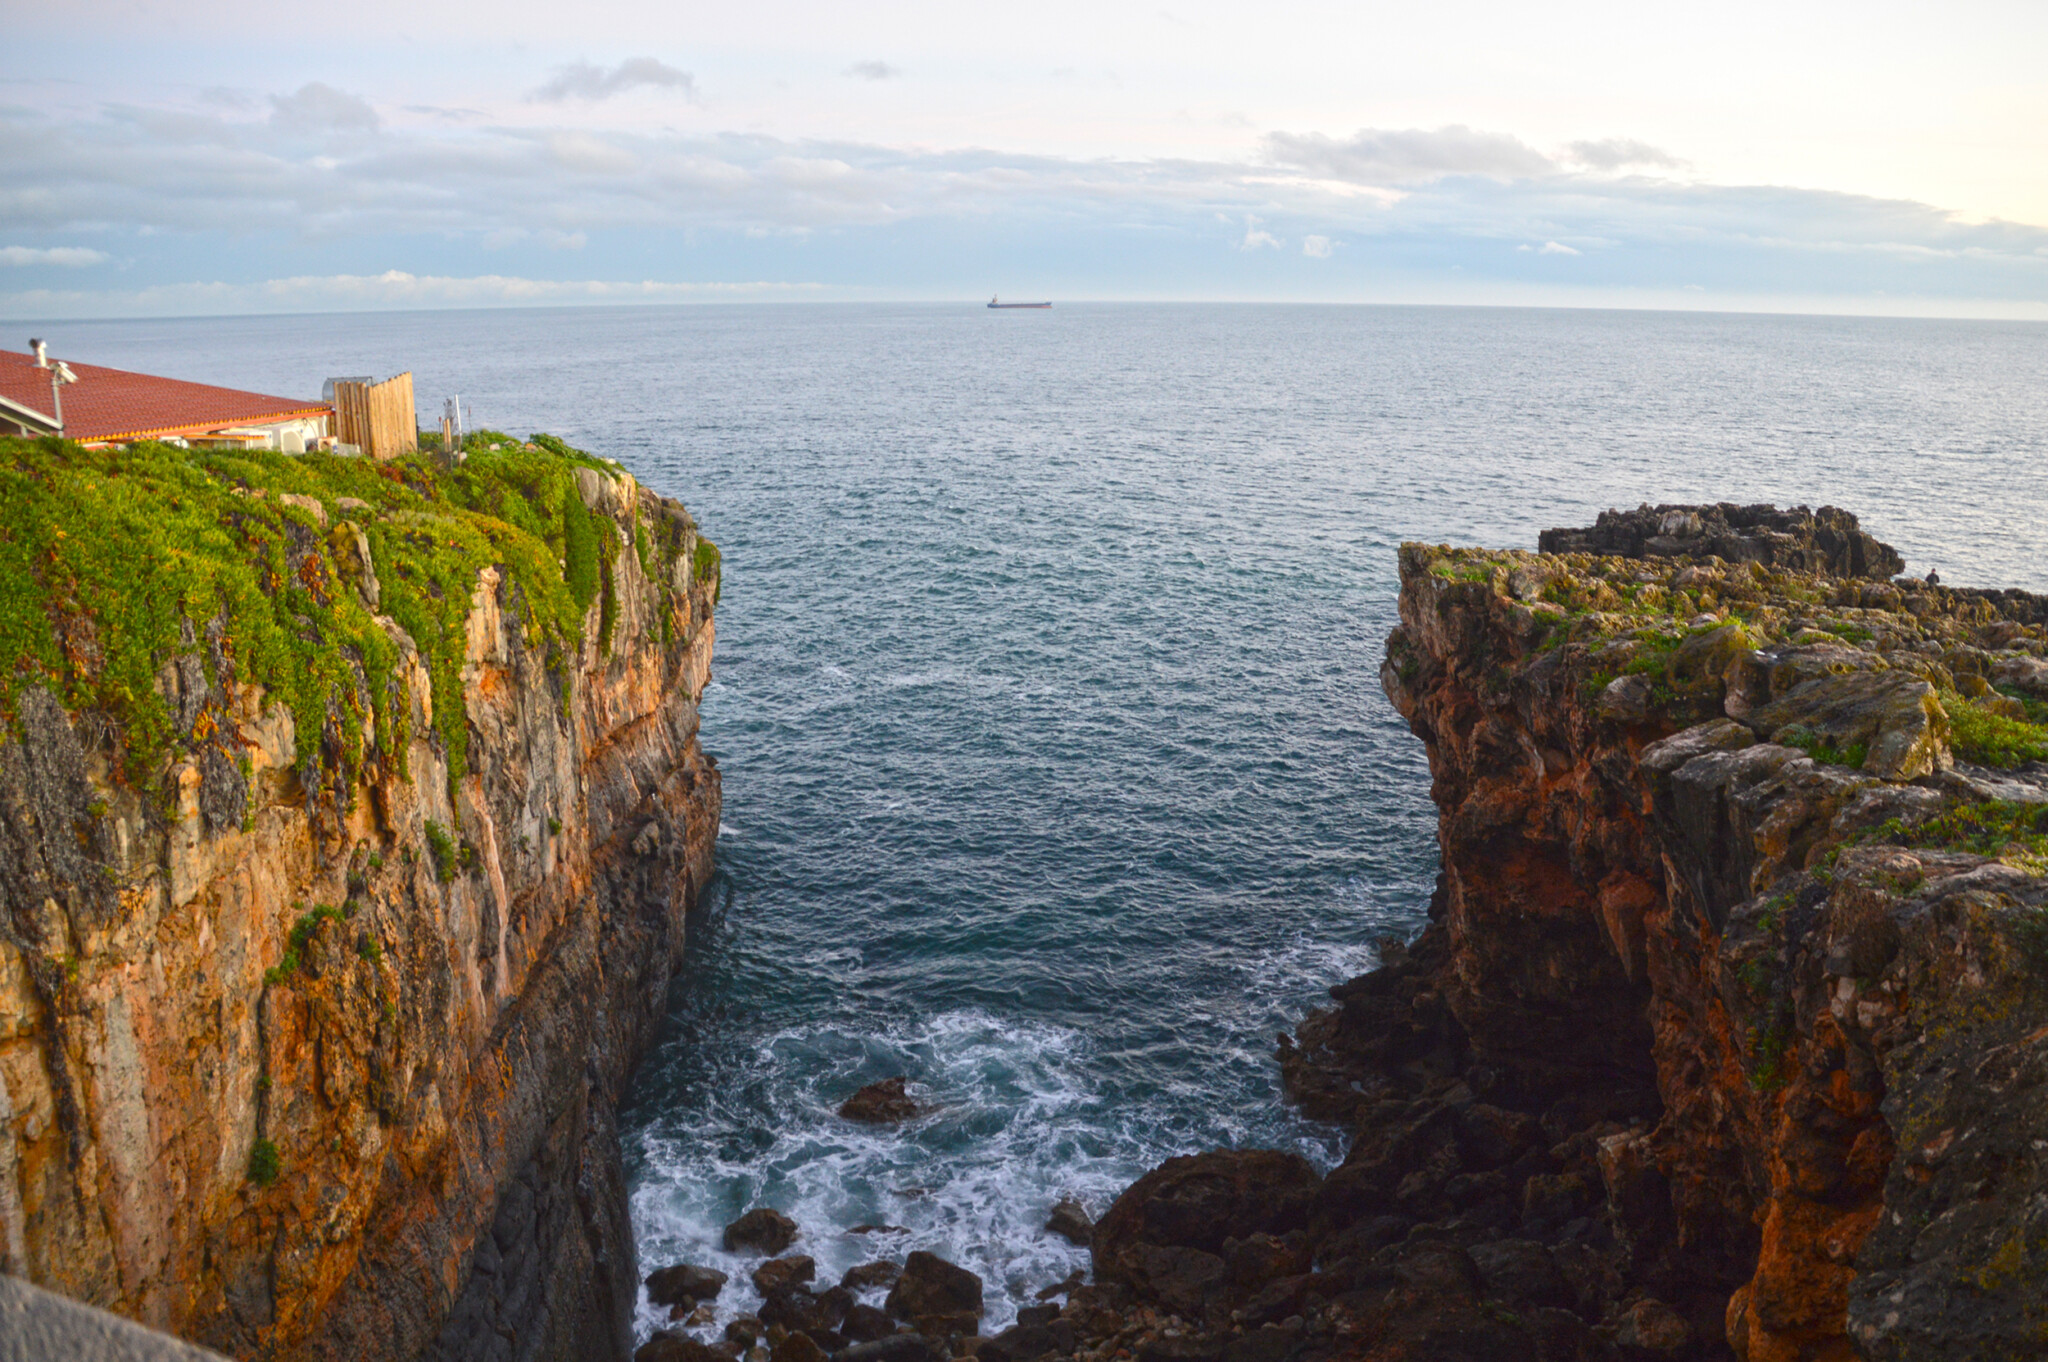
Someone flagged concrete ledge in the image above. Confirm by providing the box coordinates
[0,1275,229,1362]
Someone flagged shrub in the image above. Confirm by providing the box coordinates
[424,820,458,883]
[1944,693,2048,769]
[248,1138,280,1186]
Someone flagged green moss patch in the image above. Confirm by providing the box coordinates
[0,432,703,801]
[1944,692,2048,769]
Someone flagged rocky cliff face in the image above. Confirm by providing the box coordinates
[0,437,720,1361]
[1064,509,2048,1362]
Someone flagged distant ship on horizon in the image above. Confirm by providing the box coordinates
[988,296,1051,309]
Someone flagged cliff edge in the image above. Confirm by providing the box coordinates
[0,433,721,1361]
[1055,508,2048,1362]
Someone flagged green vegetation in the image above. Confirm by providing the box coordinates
[1943,691,2048,769]
[247,1137,280,1186]
[263,903,347,985]
[357,933,383,964]
[0,432,713,804]
[1775,724,1868,770]
[1864,800,2048,869]
[693,536,722,603]
[423,820,459,883]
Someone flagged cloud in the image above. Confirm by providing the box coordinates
[268,82,379,134]
[845,61,901,81]
[0,270,828,318]
[1239,216,1280,249]
[1266,125,1552,185]
[4,102,2046,316]
[530,58,695,103]
[1,245,107,266]
[1566,138,1684,172]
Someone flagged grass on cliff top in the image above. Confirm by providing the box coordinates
[1863,800,2048,871]
[1943,692,2048,770]
[0,432,706,796]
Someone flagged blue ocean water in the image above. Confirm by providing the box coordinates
[34,304,2048,1336]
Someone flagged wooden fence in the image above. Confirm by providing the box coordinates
[332,372,417,459]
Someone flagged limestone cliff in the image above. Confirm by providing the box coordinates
[0,434,721,1361]
[1063,509,2048,1362]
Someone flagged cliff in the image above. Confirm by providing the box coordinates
[1055,509,2048,1362]
[0,433,721,1361]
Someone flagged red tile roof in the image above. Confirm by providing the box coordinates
[0,349,330,443]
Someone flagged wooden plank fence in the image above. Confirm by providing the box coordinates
[332,372,417,459]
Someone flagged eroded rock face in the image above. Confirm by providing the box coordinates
[1536,503,1904,581]
[0,467,720,1362]
[1062,522,2048,1362]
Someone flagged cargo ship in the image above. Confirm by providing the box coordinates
[988,296,1051,309]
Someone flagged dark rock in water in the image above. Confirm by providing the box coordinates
[832,1336,946,1362]
[840,1302,895,1343]
[726,1317,764,1346]
[770,1332,828,1362]
[840,1261,903,1292]
[1013,1304,1061,1329]
[725,1207,800,1255]
[884,1251,984,1326]
[838,1076,925,1124]
[1091,1150,1320,1294]
[1033,1270,1085,1301]
[648,1264,730,1307]
[847,1224,908,1236]
[1044,1198,1092,1246]
[753,1256,817,1297]
[636,1331,726,1362]
[1536,502,1903,580]
[761,1286,852,1335]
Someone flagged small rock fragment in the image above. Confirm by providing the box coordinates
[839,1077,925,1124]
[649,1264,730,1307]
[1045,1198,1092,1246]
[753,1256,816,1297]
[725,1207,800,1255]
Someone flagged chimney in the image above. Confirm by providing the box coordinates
[29,338,48,369]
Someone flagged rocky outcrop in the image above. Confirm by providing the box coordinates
[1049,508,2048,1362]
[0,438,720,1361]
[1537,504,1902,581]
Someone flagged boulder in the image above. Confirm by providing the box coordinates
[637,1331,728,1362]
[1044,1198,1092,1247]
[770,1333,828,1362]
[839,1077,925,1124]
[833,1337,947,1362]
[1091,1150,1321,1295]
[841,1302,895,1342]
[726,1207,800,1255]
[841,1261,903,1292]
[649,1264,731,1307]
[884,1251,984,1330]
[754,1257,818,1297]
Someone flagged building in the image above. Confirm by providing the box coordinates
[0,343,333,450]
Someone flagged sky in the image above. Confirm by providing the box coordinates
[5,0,2047,318]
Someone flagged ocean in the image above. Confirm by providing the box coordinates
[33,302,2048,1336]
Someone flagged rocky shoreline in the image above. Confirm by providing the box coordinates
[639,505,2048,1362]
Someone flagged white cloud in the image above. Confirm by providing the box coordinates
[1266,126,1552,185]
[268,82,379,134]
[1302,234,1333,258]
[1515,240,1581,255]
[0,270,828,318]
[1239,216,1280,250]
[530,58,695,104]
[845,61,902,80]
[1566,138,1684,172]
[0,245,108,266]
